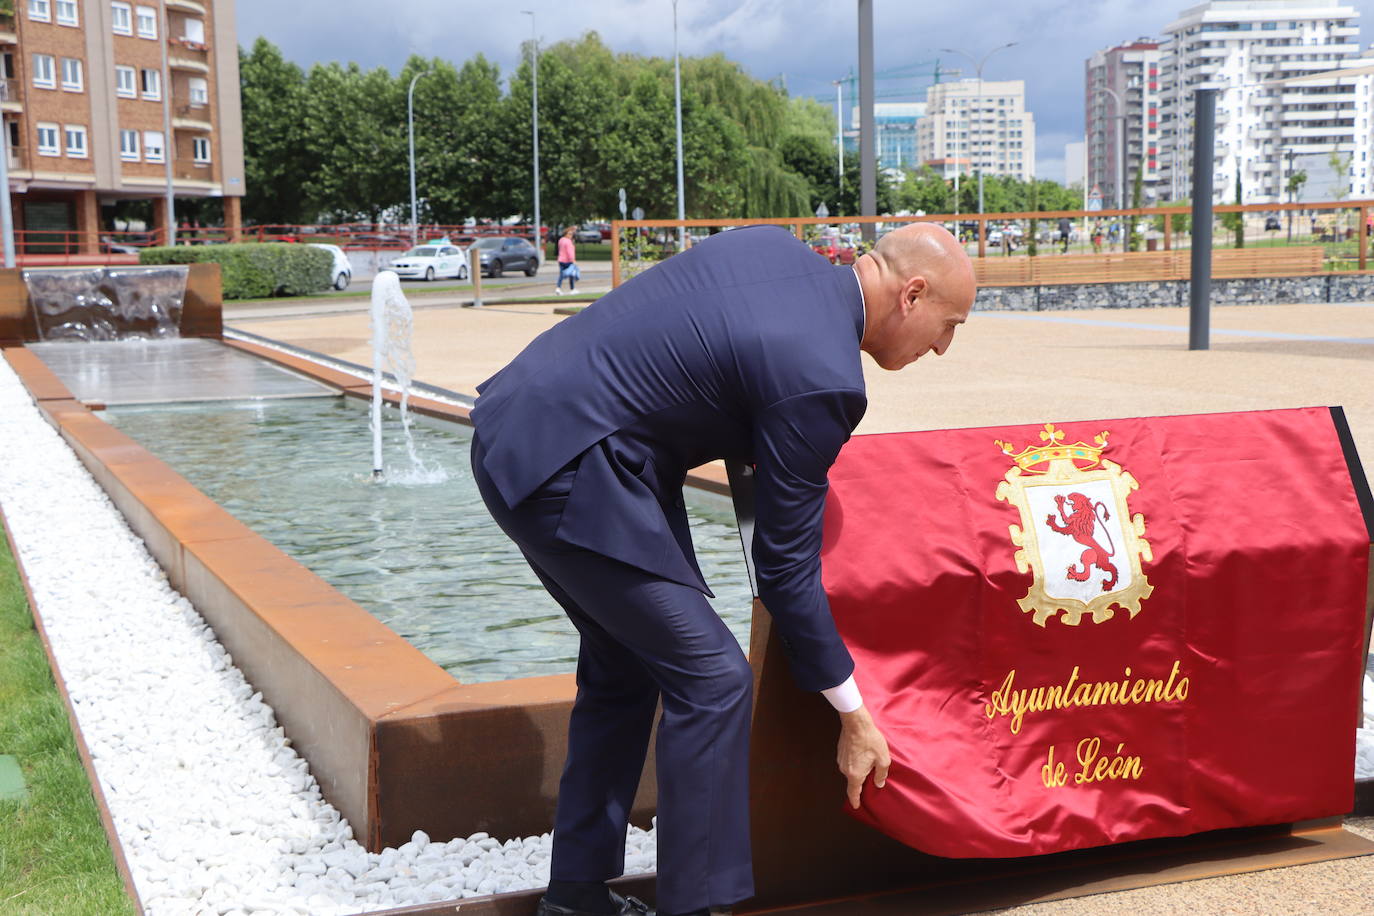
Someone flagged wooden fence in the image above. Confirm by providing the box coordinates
[971,247,1324,287]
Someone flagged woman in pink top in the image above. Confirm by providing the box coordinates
[556,226,578,294]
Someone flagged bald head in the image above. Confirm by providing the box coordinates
[855,222,977,371]
[871,222,976,310]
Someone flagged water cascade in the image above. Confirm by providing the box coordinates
[24,266,188,340]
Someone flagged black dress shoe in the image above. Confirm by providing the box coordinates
[535,890,655,916]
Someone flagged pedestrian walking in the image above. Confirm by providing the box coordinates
[556,226,580,295]
[1058,217,1072,254]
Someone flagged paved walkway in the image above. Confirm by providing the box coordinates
[231,299,1374,479]
[229,296,1374,913]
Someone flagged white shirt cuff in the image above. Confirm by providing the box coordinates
[821,674,863,713]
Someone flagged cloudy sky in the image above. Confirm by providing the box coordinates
[235,0,1374,183]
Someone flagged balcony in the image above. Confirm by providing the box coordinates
[0,77,20,112]
[0,12,15,44]
[172,103,212,131]
[1281,92,1356,105]
[6,143,24,172]
[174,159,212,182]
[167,38,210,73]
[165,0,207,12]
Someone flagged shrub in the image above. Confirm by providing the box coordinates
[139,243,333,299]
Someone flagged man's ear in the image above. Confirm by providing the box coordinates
[901,275,927,316]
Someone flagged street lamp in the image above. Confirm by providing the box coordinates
[1093,84,1126,212]
[407,69,429,246]
[940,42,1017,215]
[673,0,686,251]
[832,79,844,194]
[522,10,542,261]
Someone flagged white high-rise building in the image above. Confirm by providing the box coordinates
[915,79,1036,182]
[1157,0,1364,203]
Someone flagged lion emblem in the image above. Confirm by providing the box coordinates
[1045,492,1118,591]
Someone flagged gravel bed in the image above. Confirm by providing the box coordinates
[0,358,655,915]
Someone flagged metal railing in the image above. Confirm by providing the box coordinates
[0,77,19,102]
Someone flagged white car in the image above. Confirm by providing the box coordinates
[309,243,353,290]
[388,243,470,282]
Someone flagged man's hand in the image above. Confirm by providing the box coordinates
[836,705,891,809]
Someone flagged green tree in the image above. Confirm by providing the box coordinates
[406,54,507,225]
[1127,165,1145,252]
[239,38,311,224]
[301,61,406,221]
[895,166,952,215]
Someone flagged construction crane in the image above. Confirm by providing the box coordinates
[827,60,960,180]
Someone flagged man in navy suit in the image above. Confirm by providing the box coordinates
[471,223,975,916]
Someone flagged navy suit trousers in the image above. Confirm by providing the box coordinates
[471,435,755,913]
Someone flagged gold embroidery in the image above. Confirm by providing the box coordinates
[985,662,1189,734]
[995,424,1154,626]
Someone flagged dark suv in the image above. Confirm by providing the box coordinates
[472,236,540,277]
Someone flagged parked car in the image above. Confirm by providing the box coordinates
[1265,215,1282,231]
[471,236,540,277]
[100,235,141,255]
[574,223,604,244]
[388,242,470,282]
[309,243,353,290]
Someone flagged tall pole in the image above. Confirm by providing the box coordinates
[0,115,14,267]
[834,80,844,189]
[1189,88,1216,352]
[673,0,686,251]
[857,0,875,240]
[942,43,1017,217]
[523,11,541,261]
[158,1,175,245]
[407,71,426,247]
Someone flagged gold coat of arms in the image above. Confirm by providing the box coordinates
[995,424,1154,626]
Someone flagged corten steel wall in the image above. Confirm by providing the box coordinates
[0,262,221,343]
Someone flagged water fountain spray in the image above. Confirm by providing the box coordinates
[369,271,416,479]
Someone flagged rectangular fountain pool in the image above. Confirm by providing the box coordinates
[103,397,754,683]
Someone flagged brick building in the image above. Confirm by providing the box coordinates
[3,0,243,253]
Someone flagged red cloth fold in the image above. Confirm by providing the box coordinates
[822,408,1368,857]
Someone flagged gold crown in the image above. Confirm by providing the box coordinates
[996,423,1110,474]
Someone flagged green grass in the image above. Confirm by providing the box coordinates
[0,528,135,915]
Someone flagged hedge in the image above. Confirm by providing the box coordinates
[139,243,333,299]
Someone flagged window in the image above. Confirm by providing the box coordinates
[111,2,131,34]
[36,122,59,156]
[28,0,51,23]
[136,5,157,39]
[115,65,136,98]
[64,124,87,158]
[60,57,82,92]
[119,129,139,160]
[183,17,205,44]
[32,54,55,89]
[188,76,208,106]
[143,130,164,162]
[55,0,78,25]
[192,136,210,163]
[140,68,160,100]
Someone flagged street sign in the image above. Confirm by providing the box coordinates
[815,202,830,218]
[619,188,627,219]
[632,206,644,221]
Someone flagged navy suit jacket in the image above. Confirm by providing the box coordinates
[471,226,867,692]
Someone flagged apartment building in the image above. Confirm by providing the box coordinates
[1155,0,1363,203]
[3,0,244,253]
[1085,39,1164,208]
[915,79,1036,182]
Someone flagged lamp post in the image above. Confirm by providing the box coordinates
[407,69,429,247]
[522,10,542,261]
[1094,84,1126,213]
[0,116,14,267]
[673,0,686,251]
[940,42,1017,215]
[832,79,844,193]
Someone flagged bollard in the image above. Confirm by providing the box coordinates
[470,248,483,308]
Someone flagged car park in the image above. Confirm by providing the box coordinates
[387,241,470,282]
[471,236,540,277]
[309,243,354,290]
[575,224,605,244]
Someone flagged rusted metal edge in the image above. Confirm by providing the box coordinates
[0,505,147,916]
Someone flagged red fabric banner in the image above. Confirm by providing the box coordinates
[822,407,1369,858]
